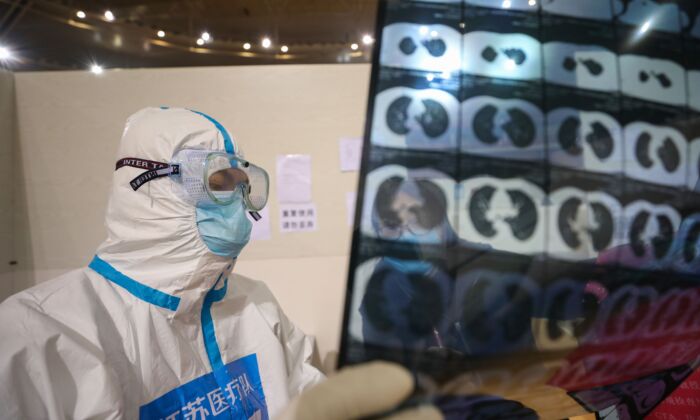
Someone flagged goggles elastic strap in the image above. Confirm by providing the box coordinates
[129,165,180,191]
[115,157,180,191]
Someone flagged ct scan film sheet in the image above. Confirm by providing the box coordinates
[339,0,700,418]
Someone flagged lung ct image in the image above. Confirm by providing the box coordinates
[339,0,700,419]
[461,95,545,162]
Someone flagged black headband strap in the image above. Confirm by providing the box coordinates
[116,157,170,171]
[115,157,179,191]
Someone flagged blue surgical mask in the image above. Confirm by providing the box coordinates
[196,195,252,259]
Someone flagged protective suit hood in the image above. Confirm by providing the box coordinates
[96,107,239,316]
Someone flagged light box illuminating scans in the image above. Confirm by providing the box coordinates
[339,0,700,418]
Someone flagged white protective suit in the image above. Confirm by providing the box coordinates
[0,107,324,419]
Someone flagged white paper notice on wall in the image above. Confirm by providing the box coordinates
[338,137,362,172]
[346,191,357,227]
[247,206,271,241]
[276,154,312,203]
[280,203,318,233]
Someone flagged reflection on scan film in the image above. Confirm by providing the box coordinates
[350,257,453,351]
[361,165,456,245]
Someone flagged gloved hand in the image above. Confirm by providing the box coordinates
[276,361,443,420]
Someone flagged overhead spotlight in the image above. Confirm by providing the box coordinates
[350,43,359,51]
[196,38,205,46]
[90,64,103,74]
[201,32,211,42]
[502,0,512,8]
[426,73,435,82]
[76,10,86,19]
[262,37,272,48]
[528,0,537,5]
[640,20,652,34]
[0,46,12,61]
[430,30,438,38]
[280,45,289,53]
[243,42,251,50]
[104,10,115,21]
[157,30,165,38]
[362,34,374,45]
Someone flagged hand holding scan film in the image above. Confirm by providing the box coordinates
[277,362,442,420]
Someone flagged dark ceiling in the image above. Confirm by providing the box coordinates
[0,0,378,71]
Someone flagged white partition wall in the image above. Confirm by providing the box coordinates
[0,70,16,302]
[8,63,371,367]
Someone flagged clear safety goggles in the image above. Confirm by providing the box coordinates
[116,148,269,216]
[172,149,269,212]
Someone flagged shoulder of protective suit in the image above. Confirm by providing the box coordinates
[0,267,122,342]
[1,268,95,310]
[0,269,126,419]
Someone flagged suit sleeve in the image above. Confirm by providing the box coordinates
[277,309,326,397]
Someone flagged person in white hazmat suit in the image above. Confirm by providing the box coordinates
[0,107,442,420]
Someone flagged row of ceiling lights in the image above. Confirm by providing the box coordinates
[0,8,375,72]
[74,8,375,73]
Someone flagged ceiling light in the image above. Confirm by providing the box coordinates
[350,43,359,51]
[640,20,651,34]
[104,10,115,21]
[528,0,537,5]
[430,30,438,38]
[196,38,205,46]
[280,45,289,53]
[157,30,165,38]
[243,42,251,50]
[90,64,103,74]
[502,0,512,8]
[0,46,12,60]
[362,34,374,45]
[76,10,86,19]
[262,37,272,48]
[419,26,429,36]
[426,74,435,82]
[201,32,211,42]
